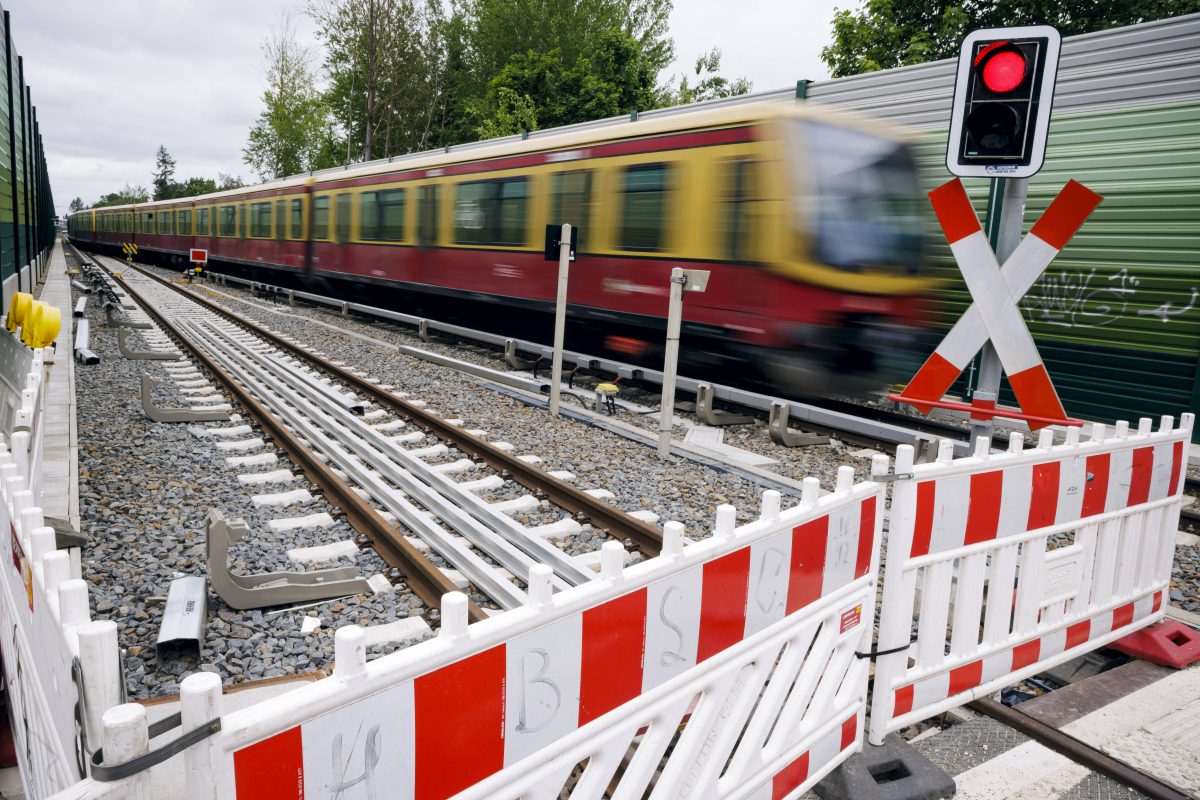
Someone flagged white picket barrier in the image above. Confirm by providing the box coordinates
[0,345,123,799]
[868,413,1193,744]
[56,461,887,800]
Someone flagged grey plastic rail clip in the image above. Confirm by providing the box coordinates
[695,383,754,426]
[768,401,830,447]
[206,509,372,610]
[140,374,230,423]
[118,327,180,361]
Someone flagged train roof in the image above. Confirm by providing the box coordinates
[72,98,912,217]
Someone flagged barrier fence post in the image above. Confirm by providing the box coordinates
[180,672,222,800]
[100,704,150,799]
[869,444,917,745]
[77,619,121,754]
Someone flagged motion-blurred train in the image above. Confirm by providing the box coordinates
[68,100,934,395]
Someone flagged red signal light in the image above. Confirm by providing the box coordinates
[975,43,1027,94]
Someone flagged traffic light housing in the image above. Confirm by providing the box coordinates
[947,25,1061,179]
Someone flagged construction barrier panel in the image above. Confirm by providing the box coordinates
[0,341,122,799]
[869,413,1193,744]
[57,461,888,800]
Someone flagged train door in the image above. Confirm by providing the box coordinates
[417,184,440,281]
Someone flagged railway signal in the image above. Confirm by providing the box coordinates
[947,25,1061,179]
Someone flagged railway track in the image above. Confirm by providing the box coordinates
[80,247,664,622]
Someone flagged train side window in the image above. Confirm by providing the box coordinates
[219,205,237,237]
[418,185,439,247]
[197,207,210,236]
[312,196,330,241]
[720,158,758,261]
[290,198,303,239]
[453,177,527,246]
[177,209,192,236]
[275,200,286,240]
[618,164,670,252]
[551,170,591,250]
[361,188,405,242]
[335,193,352,243]
[239,205,248,238]
[250,202,272,238]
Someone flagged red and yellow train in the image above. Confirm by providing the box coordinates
[68,100,934,395]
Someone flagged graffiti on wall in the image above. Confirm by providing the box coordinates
[1020,267,1198,329]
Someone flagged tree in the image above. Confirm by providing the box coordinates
[669,48,752,105]
[92,184,150,208]
[244,12,338,180]
[68,197,85,213]
[472,27,663,137]
[821,0,1200,78]
[152,145,177,200]
[311,0,447,162]
[217,173,245,190]
[177,177,219,197]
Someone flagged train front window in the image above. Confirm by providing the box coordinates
[795,121,922,272]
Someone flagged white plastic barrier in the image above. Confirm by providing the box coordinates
[59,461,887,800]
[869,414,1193,744]
[0,344,122,799]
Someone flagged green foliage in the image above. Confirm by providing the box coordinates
[670,48,753,105]
[471,28,661,137]
[67,197,85,213]
[152,145,177,201]
[91,184,149,208]
[244,13,339,180]
[821,0,1200,78]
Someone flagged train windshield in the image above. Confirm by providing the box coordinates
[795,121,922,272]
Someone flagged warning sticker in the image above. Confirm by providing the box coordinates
[839,604,862,634]
[10,522,31,611]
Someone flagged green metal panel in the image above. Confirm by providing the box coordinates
[911,99,1200,434]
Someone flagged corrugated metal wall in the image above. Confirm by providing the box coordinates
[808,14,1200,433]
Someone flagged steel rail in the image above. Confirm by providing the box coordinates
[112,258,665,556]
[969,698,1189,800]
[178,317,533,609]
[197,318,596,588]
[84,249,486,622]
[213,271,969,456]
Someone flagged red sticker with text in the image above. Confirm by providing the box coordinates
[839,604,862,633]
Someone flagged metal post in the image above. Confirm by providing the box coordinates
[548,222,571,417]
[658,267,686,457]
[970,177,1029,451]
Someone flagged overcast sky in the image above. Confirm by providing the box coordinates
[5,0,841,218]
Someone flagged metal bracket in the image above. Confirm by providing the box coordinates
[155,576,207,660]
[768,401,831,447]
[115,318,152,330]
[206,509,372,610]
[696,383,754,426]
[140,374,230,423]
[870,472,915,482]
[118,327,180,361]
[504,338,532,370]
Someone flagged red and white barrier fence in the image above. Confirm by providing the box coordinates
[0,346,123,799]
[869,413,1193,744]
[55,461,888,800]
[41,406,1195,798]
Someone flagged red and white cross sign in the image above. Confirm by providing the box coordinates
[901,178,1102,429]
